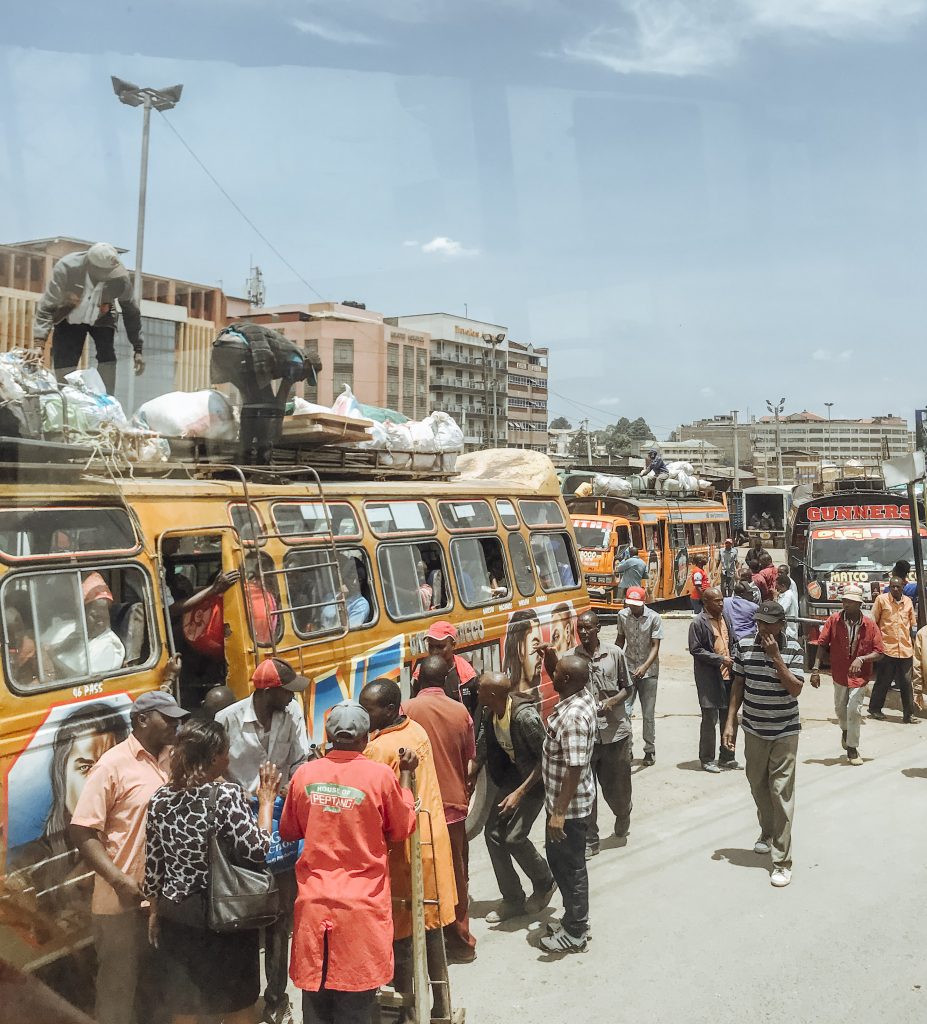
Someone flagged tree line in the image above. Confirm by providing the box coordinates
[549,416,655,460]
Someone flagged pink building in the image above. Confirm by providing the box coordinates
[229,302,430,416]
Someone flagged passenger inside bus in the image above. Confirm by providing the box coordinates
[452,537,509,605]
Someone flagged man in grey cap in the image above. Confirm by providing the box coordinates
[724,600,804,889]
[279,701,419,1024]
[69,689,188,1024]
[32,242,145,395]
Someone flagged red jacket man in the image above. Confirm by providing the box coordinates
[279,701,417,1023]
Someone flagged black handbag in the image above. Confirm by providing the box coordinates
[205,784,280,933]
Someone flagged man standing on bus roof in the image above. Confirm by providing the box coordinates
[32,242,144,394]
[640,449,669,494]
[719,539,738,597]
[414,620,478,717]
[616,587,663,767]
[869,576,919,724]
[69,691,189,1024]
[613,546,648,602]
[811,585,883,766]
[724,601,804,888]
[544,609,633,857]
[688,588,739,773]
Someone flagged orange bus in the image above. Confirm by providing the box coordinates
[567,493,730,613]
[0,447,587,977]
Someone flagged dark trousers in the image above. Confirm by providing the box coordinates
[690,597,703,612]
[484,785,551,905]
[545,816,589,938]
[51,320,118,391]
[302,988,376,1024]
[870,655,915,719]
[264,868,296,1010]
[587,736,632,844]
[700,706,737,764]
[444,820,476,956]
[721,574,735,597]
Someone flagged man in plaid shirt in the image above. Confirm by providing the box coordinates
[539,654,597,953]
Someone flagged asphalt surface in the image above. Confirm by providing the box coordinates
[449,615,927,1024]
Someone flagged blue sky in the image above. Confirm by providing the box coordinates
[3,1,927,438]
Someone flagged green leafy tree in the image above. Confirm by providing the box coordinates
[550,416,573,430]
[568,428,589,459]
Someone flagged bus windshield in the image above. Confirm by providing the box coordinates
[809,527,925,571]
[574,525,612,550]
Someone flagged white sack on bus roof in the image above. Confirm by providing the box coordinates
[134,389,237,440]
[591,473,633,498]
[455,448,559,491]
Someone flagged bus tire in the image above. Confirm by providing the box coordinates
[466,765,498,841]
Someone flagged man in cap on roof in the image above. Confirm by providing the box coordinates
[279,701,419,1024]
[216,659,311,1024]
[70,690,188,1024]
[32,242,144,395]
[724,600,804,888]
[640,448,669,494]
[414,620,478,717]
[811,585,883,766]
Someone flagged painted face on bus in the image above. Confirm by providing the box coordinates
[520,619,544,687]
[64,730,118,815]
[549,609,575,656]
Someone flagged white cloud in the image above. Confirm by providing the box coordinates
[564,0,927,77]
[596,396,622,408]
[699,385,715,397]
[291,19,381,46]
[420,236,479,258]
[812,348,831,360]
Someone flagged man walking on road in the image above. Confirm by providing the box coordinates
[70,692,189,1024]
[688,588,739,773]
[869,576,919,724]
[720,539,738,597]
[616,587,663,767]
[810,585,883,765]
[538,655,597,953]
[404,655,477,963]
[752,554,779,602]
[738,567,761,605]
[724,582,759,643]
[473,673,555,923]
[724,601,804,888]
[613,546,647,602]
[545,609,632,858]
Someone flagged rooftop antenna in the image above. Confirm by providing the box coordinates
[246,260,265,308]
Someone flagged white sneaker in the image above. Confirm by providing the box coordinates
[753,837,771,855]
[770,867,792,888]
[539,925,587,953]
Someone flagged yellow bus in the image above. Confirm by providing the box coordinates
[567,493,730,613]
[0,448,587,976]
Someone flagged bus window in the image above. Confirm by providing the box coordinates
[496,499,520,530]
[692,524,705,545]
[508,533,537,596]
[378,541,450,620]
[286,546,374,637]
[631,525,644,549]
[644,525,661,552]
[439,500,496,532]
[530,532,579,591]
[273,501,360,541]
[685,524,696,545]
[1,565,154,692]
[451,537,510,607]
[670,524,686,549]
[365,500,435,536]
[229,503,264,546]
[0,507,138,562]
[241,550,283,645]
[519,500,565,527]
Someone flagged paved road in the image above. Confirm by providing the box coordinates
[449,616,927,1024]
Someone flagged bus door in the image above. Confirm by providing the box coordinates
[668,517,689,597]
[642,522,663,602]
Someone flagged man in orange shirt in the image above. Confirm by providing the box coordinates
[279,700,418,1024]
[69,692,189,1024]
[404,655,477,964]
[870,575,919,724]
[360,678,457,1020]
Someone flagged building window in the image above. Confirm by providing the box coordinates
[387,342,399,368]
[334,338,354,366]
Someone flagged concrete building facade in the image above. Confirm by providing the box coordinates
[506,339,549,452]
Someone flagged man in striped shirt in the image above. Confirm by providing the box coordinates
[723,600,804,889]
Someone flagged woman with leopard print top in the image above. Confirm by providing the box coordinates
[144,718,281,1023]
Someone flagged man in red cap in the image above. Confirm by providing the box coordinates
[415,620,478,717]
[216,659,311,1024]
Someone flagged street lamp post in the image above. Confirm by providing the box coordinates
[111,77,184,313]
[824,401,834,464]
[767,397,786,485]
[481,332,505,447]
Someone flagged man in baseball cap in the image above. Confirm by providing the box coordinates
[416,620,478,717]
[215,658,312,1021]
[324,700,370,743]
[616,586,664,767]
[32,242,145,394]
[70,687,188,1023]
[723,594,805,888]
[810,583,883,767]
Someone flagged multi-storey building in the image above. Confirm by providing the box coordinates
[387,313,508,449]
[641,439,724,469]
[506,340,548,452]
[235,303,430,416]
[674,413,753,466]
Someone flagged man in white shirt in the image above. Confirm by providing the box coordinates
[216,657,310,1024]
